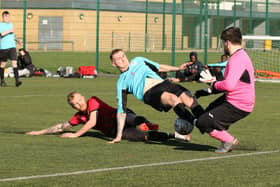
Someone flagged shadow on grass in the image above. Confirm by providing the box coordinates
[146,139,217,152]
[15,130,259,152]
[11,130,112,141]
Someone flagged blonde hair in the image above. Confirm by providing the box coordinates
[67,91,79,104]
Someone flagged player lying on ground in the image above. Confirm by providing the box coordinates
[195,27,255,153]
[26,92,190,142]
[109,49,204,143]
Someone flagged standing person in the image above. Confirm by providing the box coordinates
[196,27,255,153]
[109,49,204,143]
[17,48,36,77]
[169,51,205,82]
[0,11,22,87]
[26,92,190,142]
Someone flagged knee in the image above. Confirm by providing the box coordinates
[180,92,194,108]
[195,113,214,134]
[161,92,179,107]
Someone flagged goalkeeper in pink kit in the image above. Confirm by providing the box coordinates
[195,27,255,153]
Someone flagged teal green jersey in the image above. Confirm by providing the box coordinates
[116,57,162,113]
[0,22,16,49]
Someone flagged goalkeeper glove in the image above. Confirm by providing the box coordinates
[199,69,216,84]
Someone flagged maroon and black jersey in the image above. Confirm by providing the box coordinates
[69,96,117,135]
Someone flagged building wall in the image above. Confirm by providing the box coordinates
[5,9,182,51]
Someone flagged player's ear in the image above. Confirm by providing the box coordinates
[111,61,117,67]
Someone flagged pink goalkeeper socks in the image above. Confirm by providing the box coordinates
[209,129,234,143]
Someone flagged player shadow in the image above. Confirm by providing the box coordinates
[18,130,259,151]
[15,130,112,141]
[80,131,113,141]
[146,139,217,152]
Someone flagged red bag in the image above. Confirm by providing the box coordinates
[77,66,97,76]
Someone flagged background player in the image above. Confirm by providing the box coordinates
[0,11,22,87]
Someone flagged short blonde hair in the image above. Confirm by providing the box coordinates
[67,91,79,104]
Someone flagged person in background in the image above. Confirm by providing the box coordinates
[0,11,22,87]
[207,54,228,81]
[169,51,205,83]
[17,48,36,77]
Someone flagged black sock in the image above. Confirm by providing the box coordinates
[134,116,149,126]
[13,67,19,82]
[191,105,205,118]
[147,131,170,141]
[173,103,194,122]
[0,67,4,81]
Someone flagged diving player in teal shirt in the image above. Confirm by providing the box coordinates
[109,49,205,143]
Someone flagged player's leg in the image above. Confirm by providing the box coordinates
[125,109,159,131]
[178,91,205,119]
[0,49,8,86]
[195,101,249,153]
[143,80,197,124]
[0,62,7,87]
[161,91,195,123]
[122,128,170,142]
[11,60,22,86]
[10,48,22,87]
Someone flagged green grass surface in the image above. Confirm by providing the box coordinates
[0,77,279,186]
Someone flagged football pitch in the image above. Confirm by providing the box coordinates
[0,77,279,187]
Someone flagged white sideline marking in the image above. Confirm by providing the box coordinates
[0,150,278,183]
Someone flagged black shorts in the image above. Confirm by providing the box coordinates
[196,95,250,133]
[143,80,192,112]
[0,48,17,61]
[105,108,136,138]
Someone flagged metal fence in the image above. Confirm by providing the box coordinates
[1,0,280,67]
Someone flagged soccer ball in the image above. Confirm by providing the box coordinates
[174,118,194,135]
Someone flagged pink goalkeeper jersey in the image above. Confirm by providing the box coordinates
[214,49,255,112]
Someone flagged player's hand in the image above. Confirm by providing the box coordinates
[60,132,78,138]
[179,63,187,70]
[199,69,216,84]
[108,137,122,144]
[25,131,42,135]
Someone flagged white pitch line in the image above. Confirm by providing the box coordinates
[0,150,278,183]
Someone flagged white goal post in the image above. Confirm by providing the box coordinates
[242,35,280,81]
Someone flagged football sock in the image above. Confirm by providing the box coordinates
[191,104,205,118]
[173,103,195,123]
[147,131,169,141]
[0,67,4,80]
[209,129,234,143]
[13,67,19,82]
[134,116,149,126]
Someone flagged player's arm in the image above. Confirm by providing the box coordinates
[61,111,97,138]
[109,112,127,143]
[25,122,72,135]
[109,86,128,143]
[15,37,22,45]
[0,28,14,37]
[159,64,184,72]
